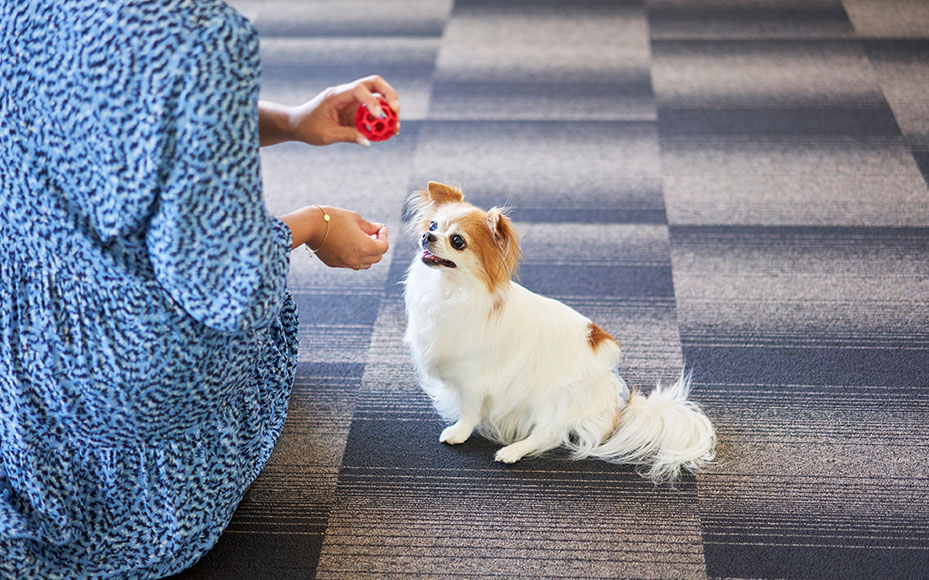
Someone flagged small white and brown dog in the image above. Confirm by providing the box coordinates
[403,182,716,482]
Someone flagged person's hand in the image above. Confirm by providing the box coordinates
[288,75,400,147]
[309,206,389,270]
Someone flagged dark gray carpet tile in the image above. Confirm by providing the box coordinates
[647,0,856,40]
[843,0,929,38]
[658,107,901,137]
[172,531,322,580]
[228,0,453,38]
[410,121,665,224]
[659,137,929,226]
[431,0,654,120]
[913,151,929,186]
[258,37,440,118]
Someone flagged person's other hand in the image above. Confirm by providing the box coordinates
[312,207,389,270]
[289,75,400,147]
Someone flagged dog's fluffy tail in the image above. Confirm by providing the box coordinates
[588,372,716,483]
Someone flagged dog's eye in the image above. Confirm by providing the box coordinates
[450,234,467,251]
[429,221,437,232]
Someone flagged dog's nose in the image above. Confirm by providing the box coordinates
[421,232,436,248]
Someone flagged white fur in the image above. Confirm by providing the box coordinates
[403,185,717,483]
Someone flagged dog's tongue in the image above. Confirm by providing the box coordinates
[422,251,455,267]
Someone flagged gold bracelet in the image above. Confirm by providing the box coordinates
[304,206,330,255]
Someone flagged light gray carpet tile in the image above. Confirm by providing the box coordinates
[430,0,654,121]
[228,0,453,38]
[316,467,706,580]
[410,121,666,223]
[659,137,929,226]
[842,0,929,38]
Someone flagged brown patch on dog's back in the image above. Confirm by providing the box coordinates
[587,322,618,350]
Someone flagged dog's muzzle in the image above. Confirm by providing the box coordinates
[421,232,436,250]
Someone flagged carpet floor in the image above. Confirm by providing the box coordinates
[173,1,929,578]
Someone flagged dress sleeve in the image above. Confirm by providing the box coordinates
[146,10,292,333]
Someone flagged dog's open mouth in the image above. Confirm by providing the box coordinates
[421,251,456,268]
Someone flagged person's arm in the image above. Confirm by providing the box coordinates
[259,75,398,268]
[257,100,297,147]
[257,75,400,147]
[278,205,389,270]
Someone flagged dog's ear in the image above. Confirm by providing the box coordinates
[426,181,464,205]
[487,207,521,280]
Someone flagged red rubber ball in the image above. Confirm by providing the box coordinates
[354,98,398,142]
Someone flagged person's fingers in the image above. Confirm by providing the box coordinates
[358,221,389,258]
[351,84,386,119]
[360,75,400,114]
[358,218,384,236]
[372,224,389,253]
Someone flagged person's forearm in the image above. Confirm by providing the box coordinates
[278,205,329,250]
[258,101,295,147]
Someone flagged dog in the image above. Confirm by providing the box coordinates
[403,182,716,482]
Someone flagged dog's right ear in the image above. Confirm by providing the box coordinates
[425,181,464,205]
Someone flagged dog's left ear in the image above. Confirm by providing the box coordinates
[487,207,521,278]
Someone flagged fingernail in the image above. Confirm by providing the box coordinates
[357,135,371,147]
[373,105,386,119]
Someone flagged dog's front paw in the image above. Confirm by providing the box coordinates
[440,422,473,445]
[494,445,526,464]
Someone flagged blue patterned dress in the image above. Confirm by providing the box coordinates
[0,1,299,577]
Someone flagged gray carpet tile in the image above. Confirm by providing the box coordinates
[173,1,929,578]
[659,136,929,225]
[410,121,666,224]
[258,37,441,119]
[647,0,858,41]
[235,0,453,38]
[843,0,929,38]
[431,0,655,121]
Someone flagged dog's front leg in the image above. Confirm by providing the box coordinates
[495,430,555,463]
[439,388,482,445]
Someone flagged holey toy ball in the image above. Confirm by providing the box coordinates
[355,98,398,142]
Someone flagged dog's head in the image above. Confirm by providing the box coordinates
[407,181,521,294]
